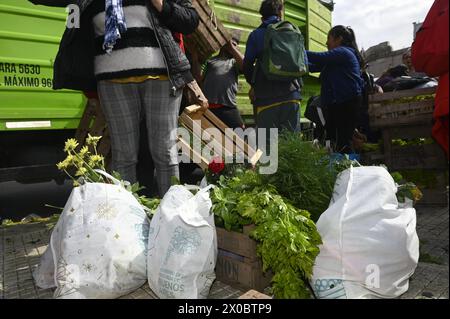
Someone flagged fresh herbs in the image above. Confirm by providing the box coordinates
[260,133,355,222]
[211,170,322,299]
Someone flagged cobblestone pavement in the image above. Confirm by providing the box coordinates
[1,206,448,299]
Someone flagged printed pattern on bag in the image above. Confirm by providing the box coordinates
[96,202,118,220]
[158,268,186,298]
[134,223,150,254]
[313,279,346,299]
[163,226,202,265]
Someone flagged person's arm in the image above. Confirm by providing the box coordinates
[307,47,351,69]
[152,0,199,35]
[190,49,204,84]
[308,62,322,73]
[28,0,73,7]
[243,32,258,84]
[226,40,244,73]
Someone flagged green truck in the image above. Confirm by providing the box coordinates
[0,0,332,183]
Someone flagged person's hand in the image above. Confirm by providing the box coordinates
[225,39,238,54]
[151,0,163,12]
[248,87,256,104]
[187,81,209,112]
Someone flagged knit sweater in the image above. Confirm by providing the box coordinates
[91,0,167,80]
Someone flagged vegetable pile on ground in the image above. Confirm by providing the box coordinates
[208,132,422,298]
[260,133,356,222]
[211,169,322,298]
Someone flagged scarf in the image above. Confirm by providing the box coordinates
[103,0,127,54]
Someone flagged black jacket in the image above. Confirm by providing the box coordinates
[29,0,199,93]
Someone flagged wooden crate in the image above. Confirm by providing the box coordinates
[368,87,448,206]
[369,87,436,129]
[403,169,448,206]
[184,0,231,63]
[179,105,263,170]
[238,290,272,299]
[75,98,111,169]
[215,226,273,292]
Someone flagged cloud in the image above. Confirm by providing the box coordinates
[332,0,434,50]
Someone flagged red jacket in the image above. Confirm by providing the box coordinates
[412,0,449,158]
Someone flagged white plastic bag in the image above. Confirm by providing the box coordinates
[33,171,149,299]
[147,185,217,299]
[312,166,419,299]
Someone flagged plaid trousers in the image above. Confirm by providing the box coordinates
[98,80,182,197]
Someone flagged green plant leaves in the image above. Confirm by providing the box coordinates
[210,169,322,298]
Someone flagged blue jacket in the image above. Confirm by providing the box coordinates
[244,16,301,107]
[307,46,364,106]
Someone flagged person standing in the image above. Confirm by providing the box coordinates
[307,25,365,154]
[243,0,302,134]
[30,0,205,197]
[191,38,245,129]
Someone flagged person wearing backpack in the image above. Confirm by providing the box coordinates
[243,0,306,135]
[306,26,365,154]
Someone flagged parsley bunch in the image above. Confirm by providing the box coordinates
[211,170,322,298]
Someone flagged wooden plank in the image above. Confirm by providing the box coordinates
[369,87,436,103]
[183,110,239,156]
[203,110,257,158]
[179,112,233,159]
[184,0,231,62]
[216,227,259,260]
[215,251,273,292]
[369,99,434,128]
[177,136,209,170]
[382,130,392,168]
[182,111,234,158]
[189,108,263,166]
[239,290,272,299]
[370,114,433,128]
[386,125,433,139]
[369,99,434,118]
[388,144,448,171]
[74,99,95,144]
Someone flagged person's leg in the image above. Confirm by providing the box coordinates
[141,80,182,197]
[326,105,337,149]
[256,106,279,152]
[97,80,141,183]
[334,96,361,154]
[278,102,300,133]
[210,107,245,129]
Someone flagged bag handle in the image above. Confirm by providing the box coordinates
[184,184,214,194]
[93,169,123,186]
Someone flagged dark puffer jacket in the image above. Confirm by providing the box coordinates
[29,0,199,93]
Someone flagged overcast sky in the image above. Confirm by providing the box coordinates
[333,0,435,51]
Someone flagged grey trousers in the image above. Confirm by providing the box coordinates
[98,80,182,197]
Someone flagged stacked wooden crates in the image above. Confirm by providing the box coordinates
[368,87,448,205]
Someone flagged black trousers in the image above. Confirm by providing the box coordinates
[210,106,245,129]
[326,96,362,154]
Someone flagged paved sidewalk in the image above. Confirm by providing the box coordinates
[399,205,449,299]
[0,222,244,299]
[1,205,448,299]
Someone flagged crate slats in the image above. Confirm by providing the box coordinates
[179,105,263,169]
[367,87,448,206]
[184,0,231,63]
